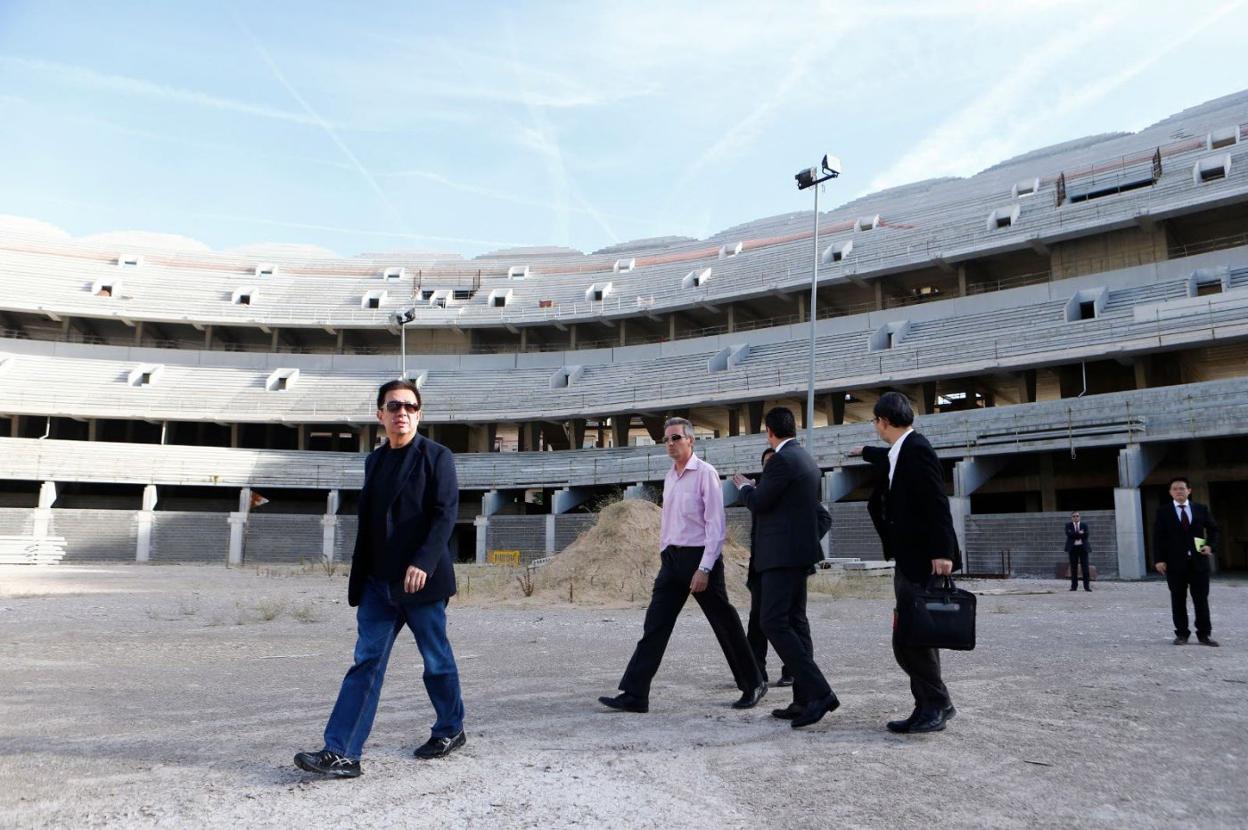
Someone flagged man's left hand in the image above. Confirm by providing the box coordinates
[404,565,428,593]
[1200,546,1213,557]
[690,570,709,593]
[931,558,954,576]
[731,473,753,489]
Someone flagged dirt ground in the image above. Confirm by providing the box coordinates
[0,564,1244,830]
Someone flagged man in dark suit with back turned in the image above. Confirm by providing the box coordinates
[733,407,839,729]
[1065,511,1092,592]
[295,379,466,778]
[853,391,961,734]
[1153,476,1220,646]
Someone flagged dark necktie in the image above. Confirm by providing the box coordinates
[1180,507,1190,530]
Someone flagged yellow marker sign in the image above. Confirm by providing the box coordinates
[487,550,522,566]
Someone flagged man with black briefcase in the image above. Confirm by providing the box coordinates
[852,391,965,735]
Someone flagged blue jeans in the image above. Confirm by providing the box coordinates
[323,578,464,759]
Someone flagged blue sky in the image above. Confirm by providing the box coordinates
[1,0,1246,259]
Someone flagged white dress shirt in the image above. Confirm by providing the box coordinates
[887,428,914,487]
[1173,500,1191,525]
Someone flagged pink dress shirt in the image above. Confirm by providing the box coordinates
[659,453,726,571]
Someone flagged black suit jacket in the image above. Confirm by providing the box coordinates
[348,434,459,607]
[740,441,826,572]
[863,431,961,583]
[1152,501,1218,571]
[1064,522,1091,554]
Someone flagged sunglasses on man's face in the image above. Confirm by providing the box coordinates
[663,434,686,444]
[383,400,420,414]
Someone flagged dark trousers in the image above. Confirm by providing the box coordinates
[758,567,831,705]
[1165,558,1212,638]
[1068,548,1090,589]
[747,571,809,688]
[892,573,950,714]
[619,546,762,699]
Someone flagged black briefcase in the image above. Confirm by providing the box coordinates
[897,575,976,651]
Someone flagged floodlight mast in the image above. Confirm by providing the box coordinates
[793,156,840,451]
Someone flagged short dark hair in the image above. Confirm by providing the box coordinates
[1167,476,1190,488]
[763,406,796,439]
[760,447,776,463]
[376,379,422,411]
[873,391,914,427]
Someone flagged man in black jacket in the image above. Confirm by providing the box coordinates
[734,407,839,729]
[1153,476,1220,646]
[854,392,961,734]
[1065,512,1092,592]
[296,380,466,778]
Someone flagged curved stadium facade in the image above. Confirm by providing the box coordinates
[2,91,1247,578]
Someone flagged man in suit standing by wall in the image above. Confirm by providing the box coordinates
[733,407,839,729]
[1065,511,1092,592]
[853,392,961,735]
[295,380,466,778]
[599,417,765,714]
[1153,476,1220,646]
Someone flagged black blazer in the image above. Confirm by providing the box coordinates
[747,498,831,586]
[1151,501,1218,571]
[863,431,961,583]
[1064,522,1091,554]
[740,440,826,572]
[348,434,459,607]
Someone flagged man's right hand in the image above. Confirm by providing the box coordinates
[1155,562,1167,575]
[847,446,864,457]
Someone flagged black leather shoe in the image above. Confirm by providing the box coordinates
[1198,636,1220,647]
[414,730,466,759]
[294,749,361,778]
[1084,586,1091,591]
[776,674,795,688]
[888,703,955,734]
[886,708,920,733]
[907,708,949,733]
[790,692,840,729]
[1173,636,1189,645]
[732,682,767,710]
[598,692,648,713]
[1069,586,1077,591]
[771,702,803,720]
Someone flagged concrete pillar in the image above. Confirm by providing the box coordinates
[874,281,884,310]
[335,329,345,354]
[358,428,371,452]
[321,515,337,562]
[1116,444,1164,580]
[474,515,489,564]
[204,325,213,350]
[270,328,280,350]
[545,514,557,557]
[623,482,649,500]
[569,324,577,350]
[747,401,764,434]
[728,409,740,437]
[668,314,677,342]
[238,487,253,515]
[520,328,529,351]
[726,305,736,334]
[723,477,742,507]
[957,266,968,297]
[142,484,158,511]
[824,468,873,503]
[796,292,806,323]
[135,487,158,563]
[612,415,630,448]
[951,456,1007,559]
[87,419,98,442]
[618,317,627,347]
[133,320,144,345]
[230,423,240,449]
[227,514,247,566]
[297,424,308,450]
[38,481,57,508]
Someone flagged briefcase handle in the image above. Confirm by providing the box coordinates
[926,574,957,592]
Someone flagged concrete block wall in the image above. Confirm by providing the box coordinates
[486,515,547,562]
[244,514,325,564]
[965,509,1118,577]
[49,509,137,563]
[150,512,230,563]
[554,514,596,553]
[0,507,35,536]
[333,516,359,563]
[725,506,751,549]
[829,502,886,561]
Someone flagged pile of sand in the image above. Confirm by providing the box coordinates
[526,500,753,607]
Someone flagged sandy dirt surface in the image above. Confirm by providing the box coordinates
[1,564,1245,829]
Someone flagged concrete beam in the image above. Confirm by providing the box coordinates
[823,467,874,503]
[953,456,1008,497]
[1117,444,1164,489]
[552,487,591,514]
[483,490,508,517]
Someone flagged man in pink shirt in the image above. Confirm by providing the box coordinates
[599,417,766,713]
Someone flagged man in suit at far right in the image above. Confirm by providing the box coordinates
[852,391,961,735]
[1153,476,1220,647]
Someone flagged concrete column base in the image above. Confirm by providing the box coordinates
[136,511,154,562]
[474,515,489,564]
[1114,487,1147,580]
[227,513,247,566]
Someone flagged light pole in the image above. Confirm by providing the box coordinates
[394,307,416,378]
[794,154,841,451]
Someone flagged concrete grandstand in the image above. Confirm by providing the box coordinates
[2,90,1247,579]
